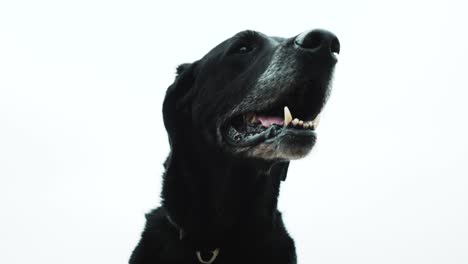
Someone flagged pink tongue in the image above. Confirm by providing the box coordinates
[258,116,284,127]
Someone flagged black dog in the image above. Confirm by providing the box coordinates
[130,29,340,264]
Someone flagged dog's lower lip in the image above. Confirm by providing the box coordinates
[224,124,314,147]
[225,125,281,147]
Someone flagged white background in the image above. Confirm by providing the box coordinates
[1,0,467,263]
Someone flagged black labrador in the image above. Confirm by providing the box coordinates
[130,29,340,264]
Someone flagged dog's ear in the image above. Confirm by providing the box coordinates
[163,62,197,148]
[176,63,192,75]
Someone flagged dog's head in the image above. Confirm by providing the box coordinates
[163,29,339,161]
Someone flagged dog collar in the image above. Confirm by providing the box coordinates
[196,248,220,264]
[166,215,220,263]
[166,215,185,240]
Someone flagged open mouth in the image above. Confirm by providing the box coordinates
[224,105,321,147]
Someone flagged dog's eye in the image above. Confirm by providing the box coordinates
[237,45,253,54]
[230,43,254,55]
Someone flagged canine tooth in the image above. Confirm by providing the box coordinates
[284,106,292,126]
[251,114,257,123]
[245,113,256,123]
[312,115,321,129]
[292,118,299,126]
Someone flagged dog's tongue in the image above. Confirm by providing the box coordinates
[258,116,284,127]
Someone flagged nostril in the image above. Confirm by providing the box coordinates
[330,37,340,55]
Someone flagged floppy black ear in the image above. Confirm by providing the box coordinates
[176,63,192,75]
[162,62,197,148]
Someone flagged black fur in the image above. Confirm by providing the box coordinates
[130,29,339,264]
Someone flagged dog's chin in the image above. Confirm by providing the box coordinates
[246,131,316,160]
[223,125,317,161]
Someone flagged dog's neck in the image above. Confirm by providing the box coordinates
[161,137,289,249]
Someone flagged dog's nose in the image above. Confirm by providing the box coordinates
[295,29,340,58]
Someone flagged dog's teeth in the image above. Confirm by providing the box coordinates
[292,118,299,126]
[304,123,310,129]
[312,115,321,129]
[245,113,257,123]
[284,106,292,126]
[251,114,257,123]
[298,120,304,126]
